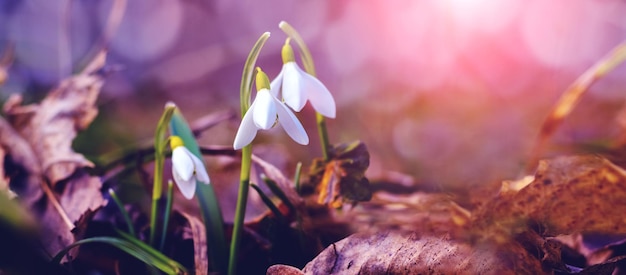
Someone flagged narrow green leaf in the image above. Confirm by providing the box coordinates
[116,230,186,271]
[261,175,295,212]
[108,189,135,236]
[51,236,186,275]
[159,180,175,251]
[250,183,286,223]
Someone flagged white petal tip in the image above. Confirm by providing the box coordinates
[320,109,336,119]
[296,137,309,145]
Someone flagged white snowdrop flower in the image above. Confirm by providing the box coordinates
[270,39,336,118]
[170,136,210,199]
[233,67,309,150]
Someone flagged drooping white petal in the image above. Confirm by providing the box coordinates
[282,62,307,112]
[233,101,259,150]
[173,169,196,199]
[253,90,277,130]
[302,72,336,118]
[172,147,194,181]
[269,69,284,97]
[274,97,309,145]
[189,152,210,184]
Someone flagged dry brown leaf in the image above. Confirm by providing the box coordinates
[579,255,626,274]
[179,211,208,275]
[301,230,543,274]
[267,264,304,275]
[474,155,626,238]
[0,115,43,205]
[3,52,105,185]
[0,52,107,257]
[341,191,470,236]
[309,141,372,208]
[0,147,15,198]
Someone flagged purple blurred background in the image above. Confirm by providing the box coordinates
[3,0,626,190]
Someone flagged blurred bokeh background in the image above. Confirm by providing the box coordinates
[3,0,626,192]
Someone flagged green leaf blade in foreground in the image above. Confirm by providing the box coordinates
[51,236,186,275]
[170,110,228,274]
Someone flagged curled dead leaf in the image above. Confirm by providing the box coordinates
[267,264,304,275]
[0,52,107,258]
[340,191,470,236]
[309,141,372,208]
[178,211,208,275]
[301,230,543,274]
[3,52,106,185]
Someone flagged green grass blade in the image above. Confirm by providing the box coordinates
[116,230,187,271]
[250,183,286,223]
[108,189,135,236]
[261,175,295,212]
[51,236,186,274]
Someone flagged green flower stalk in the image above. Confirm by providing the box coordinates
[228,32,270,275]
[149,102,176,246]
[278,21,335,160]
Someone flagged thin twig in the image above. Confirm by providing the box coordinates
[191,110,237,137]
[96,146,237,176]
[41,181,74,230]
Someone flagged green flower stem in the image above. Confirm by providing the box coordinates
[159,180,174,251]
[294,161,303,195]
[108,189,135,237]
[279,21,331,160]
[149,103,177,246]
[229,32,270,275]
[170,111,227,274]
[229,145,251,274]
[315,113,330,160]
